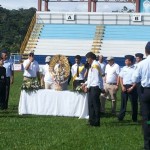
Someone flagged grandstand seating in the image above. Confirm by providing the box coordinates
[100,25,149,57]
[24,24,150,66]
[34,24,98,56]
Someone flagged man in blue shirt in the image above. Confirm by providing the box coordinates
[118,55,138,122]
[135,53,144,115]
[132,42,150,150]
[1,49,14,109]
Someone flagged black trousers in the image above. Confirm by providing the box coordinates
[136,82,142,114]
[118,85,138,121]
[88,86,101,126]
[73,80,84,90]
[4,77,10,109]
[0,84,6,109]
[141,88,150,150]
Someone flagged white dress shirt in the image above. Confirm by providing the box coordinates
[98,61,106,75]
[23,59,39,77]
[3,59,14,77]
[86,60,103,89]
[132,55,150,87]
[71,63,85,80]
[105,63,120,84]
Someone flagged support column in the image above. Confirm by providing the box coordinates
[38,0,42,11]
[136,0,140,12]
[93,0,96,12]
[88,0,91,12]
[45,0,49,11]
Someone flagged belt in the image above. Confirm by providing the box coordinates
[24,76,36,79]
[107,83,117,85]
[123,84,132,86]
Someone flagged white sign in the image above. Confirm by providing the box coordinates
[132,15,142,22]
[13,64,22,71]
[66,14,75,21]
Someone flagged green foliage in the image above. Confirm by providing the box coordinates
[0,6,36,53]
[0,72,143,150]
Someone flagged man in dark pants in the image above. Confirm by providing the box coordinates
[0,57,6,110]
[1,49,14,109]
[132,42,150,150]
[82,52,103,127]
[135,53,144,115]
[118,55,138,122]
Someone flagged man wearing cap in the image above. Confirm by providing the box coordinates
[135,53,144,115]
[82,52,103,127]
[23,52,40,82]
[132,42,150,150]
[71,55,86,90]
[118,55,138,122]
[41,56,54,89]
[1,49,14,109]
[100,56,120,115]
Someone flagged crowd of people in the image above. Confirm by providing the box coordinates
[0,41,150,149]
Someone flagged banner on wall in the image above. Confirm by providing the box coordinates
[140,0,150,12]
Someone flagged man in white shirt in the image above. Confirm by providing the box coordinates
[82,52,103,127]
[71,55,85,90]
[1,49,14,109]
[100,56,120,115]
[97,55,106,76]
[134,53,144,115]
[23,52,40,82]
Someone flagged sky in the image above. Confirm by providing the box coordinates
[0,0,135,12]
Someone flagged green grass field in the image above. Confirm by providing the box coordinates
[0,72,143,150]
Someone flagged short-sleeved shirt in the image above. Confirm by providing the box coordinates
[105,63,120,84]
[23,59,39,77]
[119,65,135,85]
[132,55,150,87]
[42,64,54,84]
[3,60,14,77]
[98,61,106,75]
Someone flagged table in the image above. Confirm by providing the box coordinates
[18,90,88,119]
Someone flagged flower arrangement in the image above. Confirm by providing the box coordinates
[21,79,40,93]
[75,85,86,93]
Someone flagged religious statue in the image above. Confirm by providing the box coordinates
[49,55,70,91]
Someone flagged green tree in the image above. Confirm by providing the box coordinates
[0,6,36,53]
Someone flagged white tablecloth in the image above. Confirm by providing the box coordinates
[18,90,88,119]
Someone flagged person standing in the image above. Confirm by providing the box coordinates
[118,55,138,122]
[132,42,150,150]
[23,52,40,82]
[97,55,106,76]
[82,52,103,127]
[0,57,6,110]
[71,55,85,90]
[41,56,55,89]
[135,53,144,115]
[100,56,120,115]
[1,49,14,109]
